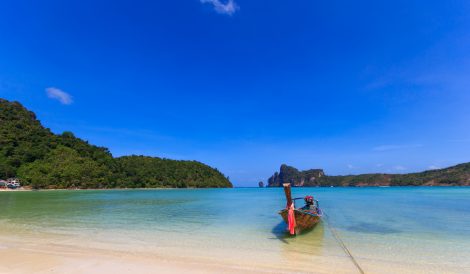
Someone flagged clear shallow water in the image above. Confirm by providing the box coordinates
[1,187,470,273]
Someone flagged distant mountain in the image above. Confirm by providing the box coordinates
[268,164,325,187]
[0,98,232,189]
[267,164,470,187]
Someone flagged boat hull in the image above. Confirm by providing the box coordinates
[279,209,321,234]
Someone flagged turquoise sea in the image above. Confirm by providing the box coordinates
[1,187,469,273]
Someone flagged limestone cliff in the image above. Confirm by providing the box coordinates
[267,163,470,187]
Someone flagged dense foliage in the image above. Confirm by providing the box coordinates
[17,146,111,189]
[389,163,470,186]
[113,156,230,188]
[0,100,55,178]
[267,164,470,187]
[0,99,232,189]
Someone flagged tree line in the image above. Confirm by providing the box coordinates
[0,99,232,189]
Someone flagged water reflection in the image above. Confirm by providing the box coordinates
[271,220,326,257]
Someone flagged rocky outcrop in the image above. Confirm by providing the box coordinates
[267,164,324,187]
[267,163,470,187]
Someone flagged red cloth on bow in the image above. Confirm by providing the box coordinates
[287,203,296,235]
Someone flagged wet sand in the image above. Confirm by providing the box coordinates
[2,233,467,274]
[0,233,358,274]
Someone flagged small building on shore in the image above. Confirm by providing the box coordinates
[6,178,21,189]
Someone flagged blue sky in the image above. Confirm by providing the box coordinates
[1,0,470,186]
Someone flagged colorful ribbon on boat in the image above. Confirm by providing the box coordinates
[287,202,296,235]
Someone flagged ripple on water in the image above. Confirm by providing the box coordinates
[345,222,402,234]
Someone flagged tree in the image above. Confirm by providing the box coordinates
[17,146,111,189]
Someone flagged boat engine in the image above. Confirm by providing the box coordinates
[304,195,314,206]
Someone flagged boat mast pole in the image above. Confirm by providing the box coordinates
[283,183,297,235]
[283,183,293,207]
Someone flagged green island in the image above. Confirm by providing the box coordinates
[0,99,232,189]
[267,164,470,187]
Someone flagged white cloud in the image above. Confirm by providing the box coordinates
[46,87,73,105]
[373,144,423,152]
[200,0,239,15]
[394,165,407,171]
[428,165,440,170]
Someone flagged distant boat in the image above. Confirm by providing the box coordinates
[279,183,322,235]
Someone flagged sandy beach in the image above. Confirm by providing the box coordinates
[0,233,358,274]
[1,230,467,274]
[0,237,258,274]
[0,188,30,192]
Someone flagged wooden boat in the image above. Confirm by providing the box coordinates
[279,183,322,235]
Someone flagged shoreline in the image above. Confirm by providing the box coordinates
[1,185,468,192]
[0,188,31,192]
[0,187,230,192]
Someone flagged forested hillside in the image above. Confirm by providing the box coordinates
[0,99,232,189]
[267,163,470,187]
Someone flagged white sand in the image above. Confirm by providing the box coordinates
[0,233,358,274]
[1,231,467,274]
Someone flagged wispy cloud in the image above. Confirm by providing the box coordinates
[428,165,440,170]
[373,144,423,152]
[46,87,73,105]
[394,165,407,171]
[347,164,359,170]
[200,0,239,15]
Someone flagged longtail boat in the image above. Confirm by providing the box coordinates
[279,183,323,235]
